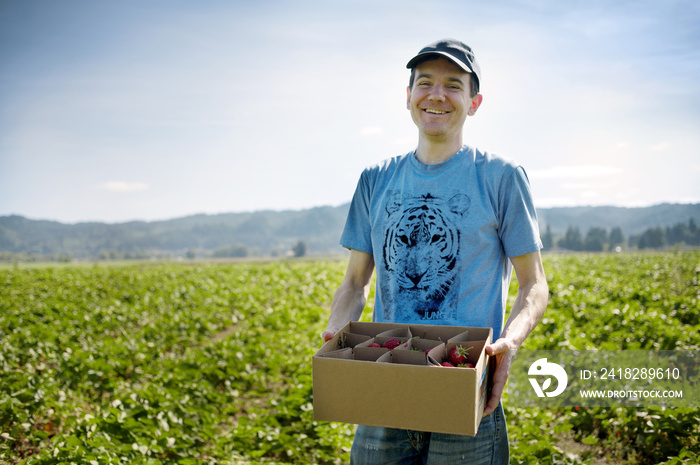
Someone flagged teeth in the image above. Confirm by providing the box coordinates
[425,109,447,114]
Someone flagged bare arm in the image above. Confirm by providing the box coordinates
[483,250,548,415]
[322,249,375,342]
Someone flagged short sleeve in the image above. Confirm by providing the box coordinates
[340,170,374,255]
[498,166,543,258]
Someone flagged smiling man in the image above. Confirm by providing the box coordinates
[407,50,483,164]
[323,39,549,464]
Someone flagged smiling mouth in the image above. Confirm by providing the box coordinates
[423,109,448,115]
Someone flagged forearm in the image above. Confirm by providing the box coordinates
[325,279,369,333]
[323,250,375,340]
[501,276,548,349]
[483,251,548,414]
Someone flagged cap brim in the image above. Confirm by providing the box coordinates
[406,51,473,74]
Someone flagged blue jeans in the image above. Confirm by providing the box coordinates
[350,403,508,465]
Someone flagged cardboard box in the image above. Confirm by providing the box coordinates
[312,321,492,436]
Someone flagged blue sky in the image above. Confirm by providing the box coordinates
[1,0,699,223]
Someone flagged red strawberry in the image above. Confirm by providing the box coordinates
[448,345,470,366]
[441,361,455,367]
[462,362,475,369]
[369,343,381,348]
[382,338,401,350]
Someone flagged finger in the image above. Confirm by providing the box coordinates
[483,388,502,415]
[484,373,506,415]
[321,330,335,342]
[485,339,509,356]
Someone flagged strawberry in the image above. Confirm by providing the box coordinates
[448,345,471,366]
[369,343,381,348]
[382,338,401,350]
[441,361,455,367]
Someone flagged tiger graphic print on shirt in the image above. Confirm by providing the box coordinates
[381,192,470,321]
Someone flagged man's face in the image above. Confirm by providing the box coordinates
[407,57,482,143]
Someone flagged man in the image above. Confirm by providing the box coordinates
[322,39,549,464]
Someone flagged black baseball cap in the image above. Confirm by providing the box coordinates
[406,39,481,90]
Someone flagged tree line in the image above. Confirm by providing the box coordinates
[542,219,699,252]
[209,240,308,259]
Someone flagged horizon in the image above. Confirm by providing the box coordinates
[3,200,698,226]
[2,0,699,223]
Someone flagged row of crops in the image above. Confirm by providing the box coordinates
[1,251,699,464]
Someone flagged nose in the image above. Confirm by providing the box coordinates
[407,269,426,287]
[428,83,446,102]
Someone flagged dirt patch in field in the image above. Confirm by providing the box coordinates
[557,435,624,464]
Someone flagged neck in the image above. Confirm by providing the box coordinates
[414,136,464,165]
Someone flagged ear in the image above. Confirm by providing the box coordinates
[467,94,483,116]
[386,191,403,215]
[406,86,412,110]
[448,194,470,216]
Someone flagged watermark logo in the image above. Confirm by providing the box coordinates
[509,351,698,408]
[528,358,568,397]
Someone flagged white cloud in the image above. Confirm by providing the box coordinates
[360,126,384,137]
[528,165,622,180]
[560,182,594,190]
[98,181,149,192]
[534,197,581,208]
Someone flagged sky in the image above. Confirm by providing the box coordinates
[1,0,699,224]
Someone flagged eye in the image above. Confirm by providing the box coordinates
[398,235,410,245]
[431,235,442,244]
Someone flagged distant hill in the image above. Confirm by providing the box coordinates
[0,205,350,260]
[1,203,698,260]
[537,203,700,235]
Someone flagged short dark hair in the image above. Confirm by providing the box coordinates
[408,59,480,97]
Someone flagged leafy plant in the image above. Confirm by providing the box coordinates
[1,251,698,464]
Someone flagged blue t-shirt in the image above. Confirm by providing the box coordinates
[340,145,542,339]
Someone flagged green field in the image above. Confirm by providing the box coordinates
[1,251,699,464]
